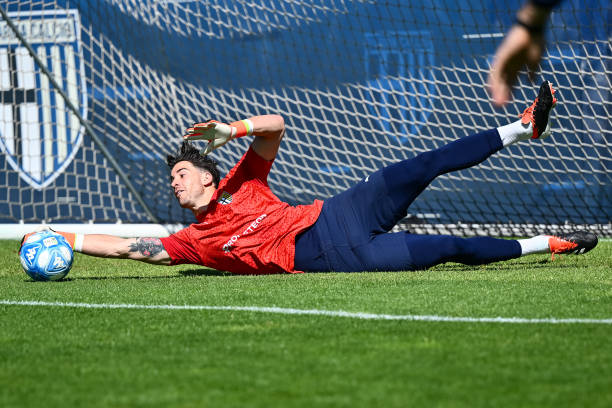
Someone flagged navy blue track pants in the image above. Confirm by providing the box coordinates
[294,129,522,272]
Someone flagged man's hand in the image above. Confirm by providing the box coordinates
[487,2,552,107]
[184,120,236,155]
[488,25,544,107]
[20,226,80,253]
[20,225,53,248]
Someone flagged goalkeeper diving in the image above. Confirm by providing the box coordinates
[21,82,598,274]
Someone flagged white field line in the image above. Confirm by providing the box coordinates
[2,300,611,325]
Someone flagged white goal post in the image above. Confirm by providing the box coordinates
[0,223,184,239]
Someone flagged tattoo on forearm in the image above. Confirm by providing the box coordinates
[129,238,164,258]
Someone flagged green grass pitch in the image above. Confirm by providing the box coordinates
[1,239,611,407]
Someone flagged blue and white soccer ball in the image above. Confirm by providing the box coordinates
[19,231,74,281]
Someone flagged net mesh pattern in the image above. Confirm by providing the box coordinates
[0,0,610,236]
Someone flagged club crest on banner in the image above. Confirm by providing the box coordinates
[0,9,87,189]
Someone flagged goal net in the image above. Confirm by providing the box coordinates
[0,0,610,237]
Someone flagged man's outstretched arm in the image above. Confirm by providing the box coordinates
[79,234,172,265]
[488,0,559,106]
[21,229,172,266]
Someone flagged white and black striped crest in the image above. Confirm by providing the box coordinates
[0,9,87,189]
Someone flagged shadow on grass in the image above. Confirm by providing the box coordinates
[431,258,588,273]
[70,268,233,281]
[178,268,234,277]
[22,259,589,282]
[22,268,233,282]
[24,275,182,282]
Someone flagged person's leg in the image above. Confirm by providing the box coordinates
[304,127,507,242]
[315,232,521,272]
[380,128,502,230]
[391,229,598,271]
[376,80,557,232]
[296,228,599,272]
[404,234,521,270]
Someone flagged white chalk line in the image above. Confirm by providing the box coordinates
[1,299,611,325]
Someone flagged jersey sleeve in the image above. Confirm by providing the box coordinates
[226,146,274,185]
[160,227,202,265]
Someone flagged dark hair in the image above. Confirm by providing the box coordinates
[167,141,221,187]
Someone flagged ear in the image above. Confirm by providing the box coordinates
[201,171,213,187]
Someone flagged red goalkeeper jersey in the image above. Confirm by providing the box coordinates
[160,147,323,274]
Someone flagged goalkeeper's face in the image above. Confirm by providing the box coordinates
[170,161,214,209]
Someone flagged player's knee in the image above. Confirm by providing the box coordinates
[384,150,439,188]
[409,151,437,178]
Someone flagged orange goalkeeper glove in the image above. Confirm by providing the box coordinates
[20,226,82,251]
[184,119,253,155]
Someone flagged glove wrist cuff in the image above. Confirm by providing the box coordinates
[74,234,84,252]
[231,119,254,138]
[54,231,76,249]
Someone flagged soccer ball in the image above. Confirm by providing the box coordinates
[19,231,74,281]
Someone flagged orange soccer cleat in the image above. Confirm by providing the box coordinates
[547,230,598,259]
[520,81,557,139]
